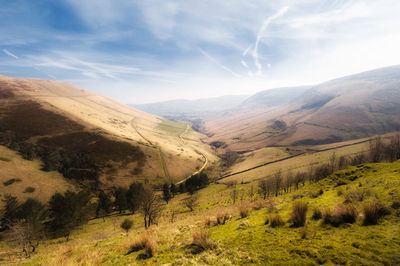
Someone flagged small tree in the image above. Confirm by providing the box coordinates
[126,182,143,214]
[184,195,199,212]
[120,218,133,235]
[1,194,20,230]
[114,187,128,214]
[170,183,177,196]
[96,191,112,221]
[163,183,172,204]
[258,179,268,200]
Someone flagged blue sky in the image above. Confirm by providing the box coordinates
[1,0,400,103]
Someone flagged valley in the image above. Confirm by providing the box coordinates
[1,66,400,265]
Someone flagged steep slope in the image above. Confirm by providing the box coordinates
[205,65,400,152]
[0,75,217,192]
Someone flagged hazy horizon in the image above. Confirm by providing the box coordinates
[1,0,400,104]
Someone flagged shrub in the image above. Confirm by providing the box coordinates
[121,219,133,235]
[129,235,156,258]
[23,186,35,193]
[238,205,250,218]
[269,214,284,228]
[291,201,308,227]
[190,230,214,254]
[3,178,22,186]
[363,200,390,225]
[216,212,230,225]
[252,201,264,210]
[311,207,322,220]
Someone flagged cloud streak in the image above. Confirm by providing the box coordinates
[251,6,289,75]
[3,49,19,59]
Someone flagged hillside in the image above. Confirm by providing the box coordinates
[204,66,400,153]
[2,158,399,265]
[0,75,217,196]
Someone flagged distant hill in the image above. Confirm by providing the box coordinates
[204,65,400,152]
[0,75,216,198]
[131,95,248,119]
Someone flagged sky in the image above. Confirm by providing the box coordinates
[1,0,400,104]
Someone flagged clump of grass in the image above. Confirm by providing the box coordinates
[269,214,284,228]
[362,200,390,225]
[216,212,230,225]
[322,205,358,226]
[345,189,365,203]
[238,205,250,218]
[311,207,323,220]
[23,186,35,193]
[3,178,21,186]
[190,230,214,254]
[335,204,358,223]
[128,235,157,258]
[300,226,308,239]
[251,201,264,210]
[291,201,308,227]
[205,217,216,227]
[391,199,400,210]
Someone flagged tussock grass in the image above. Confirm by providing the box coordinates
[190,230,214,254]
[238,205,250,218]
[311,207,323,220]
[128,234,157,258]
[269,214,284,228]
[291,201,308,227]
[362,200,390,225]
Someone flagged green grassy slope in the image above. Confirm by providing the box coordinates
[1,160,400,265]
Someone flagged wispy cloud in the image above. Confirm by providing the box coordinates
[251,6,289,75]
[2,49,19,59]
[199,48,242,78]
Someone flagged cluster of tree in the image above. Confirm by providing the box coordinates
[108,182,163,229]
[0,191,93,257]
[183,172,209,194]
[257,134,400,199]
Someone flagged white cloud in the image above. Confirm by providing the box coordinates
[2,49,19,59]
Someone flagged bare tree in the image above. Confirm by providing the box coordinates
[139,185,162,229]
[329,152,337,173]
[184,195,199,212]
[272,170,282,197]
[7,220,44,257]
[231,188,238,204]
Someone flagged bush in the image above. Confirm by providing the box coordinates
[238,205,250,218]
[311,207,322,220]
[291,201,308,227]
[363,200,390,225]
[121,219,133,235]
[216,212,230,225]
[23,186,35,193]
[190,230,214,254]
[129,235,156,258]
[3,178,22,186]
[269,214,284,228]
